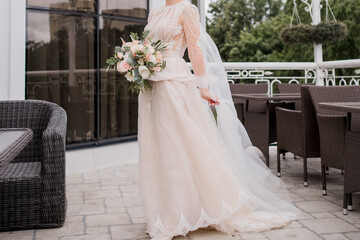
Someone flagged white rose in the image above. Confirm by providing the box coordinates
[149,55,156,64]
[138,66,150,79]
[125,72,135,82]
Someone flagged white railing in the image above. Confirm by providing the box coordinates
[223,60,360,94]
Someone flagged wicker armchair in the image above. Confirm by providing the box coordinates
[230,83,268,123]
[244,97,293,167]
[344,130,360,214]
[0,100,67,231]
[309,86,360,196]
[276,83,313,110]
[276,86,320,186]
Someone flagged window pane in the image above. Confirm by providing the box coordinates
[99,0,147,18]
[100,17,146,139]
[26,11,96,144]
[27,0,96,12]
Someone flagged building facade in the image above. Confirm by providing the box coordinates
[0,0,202,150]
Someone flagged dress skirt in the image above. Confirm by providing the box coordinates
[138,79,291,238]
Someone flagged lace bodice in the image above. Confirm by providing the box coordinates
[145,1,208,88]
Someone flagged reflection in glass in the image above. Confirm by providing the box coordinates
[100,0,147,18]
[26,11,96,144]
[27,0,96,12]
[100,17,146,139]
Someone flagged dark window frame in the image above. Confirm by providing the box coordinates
[26,0,149,150]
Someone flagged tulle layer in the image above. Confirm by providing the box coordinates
[138,79,296,239]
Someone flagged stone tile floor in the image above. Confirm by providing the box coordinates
[1,146,360,240]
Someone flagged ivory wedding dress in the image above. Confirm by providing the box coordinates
[138,1,298,239]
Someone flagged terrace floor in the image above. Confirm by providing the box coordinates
[1,146,360,240]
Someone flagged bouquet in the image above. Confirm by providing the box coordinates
[106,30,167,93]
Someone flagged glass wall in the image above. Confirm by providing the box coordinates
[26,0,148,147]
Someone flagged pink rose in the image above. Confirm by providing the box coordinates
[117,61,130,73]
[117,52,124,59]
[131,44,144,54]
[131,40,139,46]
[154,67,162,72]
[148,46,155,54]
[155,52,163,63]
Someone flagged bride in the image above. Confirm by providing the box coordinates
[137,0,298,239]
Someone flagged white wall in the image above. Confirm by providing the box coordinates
[0,0,26,101]
[150,0,164,9]
[66,141,139,175]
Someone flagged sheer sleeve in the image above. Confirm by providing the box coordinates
[182,5,208,89]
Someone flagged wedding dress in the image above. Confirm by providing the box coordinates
[138,1,298,239]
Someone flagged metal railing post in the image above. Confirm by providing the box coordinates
[312,0,324,86]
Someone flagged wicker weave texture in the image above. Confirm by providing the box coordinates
[275,86,320,183]
[309,86,360,170]
[344,131,360,194]
[230,84,268,123]
[0,100,67,231]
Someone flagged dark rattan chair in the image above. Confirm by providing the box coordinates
[276,86,320,186]
[229,83,268,123]
[344,129,360,214]
[309,86,360,196]
[0,100,67,231]
[244,96,293,167]
[276,83,313,110]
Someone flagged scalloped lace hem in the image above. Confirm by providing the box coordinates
[146,192,294,239]
[147,192,249,238]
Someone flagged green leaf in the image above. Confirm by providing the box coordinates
[142,30,150,39]
[126,53,136,66]
[134,68,141,81]
[114,46,122,53]
[130,32,139,41]
[148,62,155,68]
[106,57,117,65]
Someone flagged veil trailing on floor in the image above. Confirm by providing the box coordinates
[180,0,299,219]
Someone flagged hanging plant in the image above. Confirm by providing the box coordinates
[280,21,347,45]
[280,24,314,45]
[280,0,347,45]
[312,21,347,44]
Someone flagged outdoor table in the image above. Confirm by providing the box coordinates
[231,93,301,167]
[318,102,360,131]
[0,128,33,171]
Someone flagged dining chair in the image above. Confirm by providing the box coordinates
[309,85,360,195]
[276,86,320,186]
[229,83,268,124]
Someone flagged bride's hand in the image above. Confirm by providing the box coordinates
[199,88,220,106]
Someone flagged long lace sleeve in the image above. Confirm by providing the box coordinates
[182,5,208,89]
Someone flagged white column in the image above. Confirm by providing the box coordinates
[312,0,324,86]
[0,0,11,100]
[0,0,26,100]
[198,0,206,27]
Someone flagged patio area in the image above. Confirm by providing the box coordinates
[1,147,360,240]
